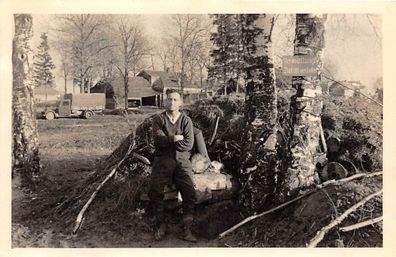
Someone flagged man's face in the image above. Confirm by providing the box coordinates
[166,92,182,111]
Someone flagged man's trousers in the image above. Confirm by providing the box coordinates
[148,155,196,224]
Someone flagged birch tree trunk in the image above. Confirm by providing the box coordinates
[12,14,40,182]
[278,14,327,200]
[239,14,277,215]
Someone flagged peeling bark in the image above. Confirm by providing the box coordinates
[12,14,40,181]
[278,14,327,200]
[239,14,277,214]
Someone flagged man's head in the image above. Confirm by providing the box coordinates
[165,89,182,112]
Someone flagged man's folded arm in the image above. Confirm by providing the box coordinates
[152,116,174,148]
[175,117,194,151]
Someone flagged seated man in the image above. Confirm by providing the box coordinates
[148,89,197,242]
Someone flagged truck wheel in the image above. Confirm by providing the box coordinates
[84,111,93,119]
[45,111,55,120]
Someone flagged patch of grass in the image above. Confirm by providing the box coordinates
[37,114,151,179]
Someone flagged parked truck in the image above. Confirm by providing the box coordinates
[42,93,106,120]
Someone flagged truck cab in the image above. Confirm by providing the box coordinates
[58,99,71,117]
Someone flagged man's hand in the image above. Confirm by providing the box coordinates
[174,135,184,142]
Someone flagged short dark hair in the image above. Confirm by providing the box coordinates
[165,88,181,96]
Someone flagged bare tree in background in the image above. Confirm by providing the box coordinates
[186,54,199,85]
[185,39,210,86]
[109,15,150,110]
[165,14,210,92]
[195,49,210,90]
[53,41,73,93]
[157,49,168,71]
[320,14,381,83]
[55,14,115,93]
[157,44,170,71]
[157,41,179,74]
[60,54,72,93]
[12,14,40,184]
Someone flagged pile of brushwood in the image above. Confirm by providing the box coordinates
[52,95,246,234]
[321,94,382,172]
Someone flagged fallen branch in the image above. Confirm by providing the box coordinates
[72,143,134,234]
[218,171,382,239]
[339,216,383,233]
[209,116,220,146]
[307,189,383,247]
[133,152,151,165]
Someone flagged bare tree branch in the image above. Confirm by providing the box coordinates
[366,14,381,45]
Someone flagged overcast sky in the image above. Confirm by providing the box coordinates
[31,14,382,93]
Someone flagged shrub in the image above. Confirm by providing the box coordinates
[322,96,382,171]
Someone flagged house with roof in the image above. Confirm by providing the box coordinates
[137,70,205,104]
[91,76,162,109]
[137,70,179,92]
[327,80,365,98]
[34,86,61,103]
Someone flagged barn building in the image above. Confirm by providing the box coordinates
[91,76,162,109]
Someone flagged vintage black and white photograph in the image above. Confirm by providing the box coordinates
[9,11,386,249]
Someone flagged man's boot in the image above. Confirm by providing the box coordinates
[154,223,167,241]
[183,216,197,242]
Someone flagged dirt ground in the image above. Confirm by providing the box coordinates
[12,112,382,248]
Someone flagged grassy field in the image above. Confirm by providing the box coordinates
[38,114,139,179]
